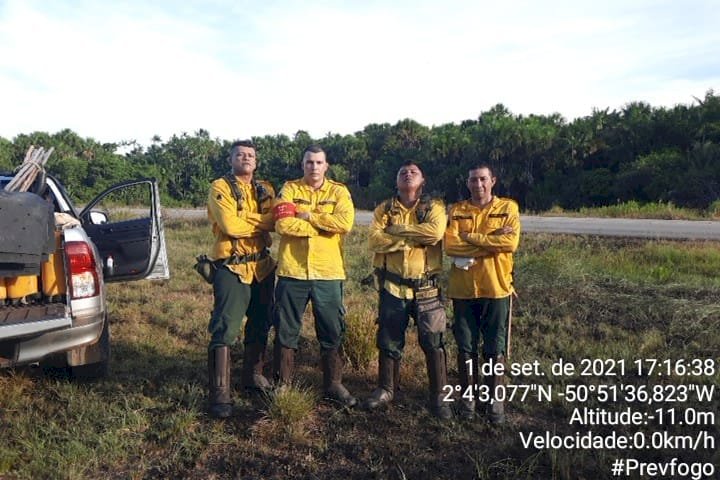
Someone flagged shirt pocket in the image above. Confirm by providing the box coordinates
[317,200,337,213]
[484,213,508,233]
[293,198,312,214]
[452,215,474,232]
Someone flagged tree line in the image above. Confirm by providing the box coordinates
[1,90,718,211]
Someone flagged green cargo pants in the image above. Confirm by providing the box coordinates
[208,266,275,350]
[377,289,444,360]
[452,296,510,357]
[273,277,346,351]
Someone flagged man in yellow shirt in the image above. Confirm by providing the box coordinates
[272,145,356,407]
[445,164,520,423]
[206,140,276,418]
[364,161,451,419]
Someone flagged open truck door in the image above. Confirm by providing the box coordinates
[80,178,169,283]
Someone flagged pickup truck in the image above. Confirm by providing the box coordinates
[0,174,169,378]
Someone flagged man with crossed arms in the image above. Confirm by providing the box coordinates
[272,145,357,407]
[206,140,275,418]
[364,161,451,419]
[445,164,520,423]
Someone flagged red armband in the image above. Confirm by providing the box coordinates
[273,202,297,220]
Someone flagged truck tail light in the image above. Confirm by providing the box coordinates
[64,241,99,299]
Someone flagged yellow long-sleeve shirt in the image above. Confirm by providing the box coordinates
[444,197,520,299]
[274,178,354,280]
[207,176,276,283]
[369,197,446,299]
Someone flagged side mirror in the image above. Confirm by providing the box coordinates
[89,210,109,225]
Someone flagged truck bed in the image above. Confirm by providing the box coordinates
[0,302,72,366]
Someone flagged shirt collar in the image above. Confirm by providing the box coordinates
[301,178,329,192]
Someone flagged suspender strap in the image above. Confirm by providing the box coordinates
[222,174,272,210]
[221,173,272,255]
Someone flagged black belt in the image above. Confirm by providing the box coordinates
[217,249,270,266]
[376,268,433,289]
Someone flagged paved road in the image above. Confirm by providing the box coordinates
[163,208,720,240]
[520,215,720,240]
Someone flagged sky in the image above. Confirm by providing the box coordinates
[1,0,719,148]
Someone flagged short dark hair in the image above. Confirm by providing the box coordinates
[230,140,256,153]
[303,144,325,156]
[399,160,425,177]
[468,163,495,178]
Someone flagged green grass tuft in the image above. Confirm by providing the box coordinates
[539,200,716,220]
[257,384,318,443]
[341,295,378,370]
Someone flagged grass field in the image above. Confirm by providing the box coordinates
[537,200,720,220]
[1,219,718,479]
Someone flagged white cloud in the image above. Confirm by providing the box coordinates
[0,0,718,145]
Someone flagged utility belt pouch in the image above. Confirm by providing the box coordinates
[414,286,446,334]
[193,254,219,284]
[225,249,269,265]
[360,268,385,291]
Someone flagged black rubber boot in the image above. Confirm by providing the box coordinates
[321,349,357,408]
[241,342,271,393]
[208,346,232,418]
[273,341,294,386]
[363,352,396,410]
[425,348,453,420]
[393,357,401,397]
[482,354,506,424]
[457,352,477,419]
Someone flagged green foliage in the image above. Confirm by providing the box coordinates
[327,163,349,183]
[579,167,615,206]
[0,137,14,171]
[576,200,706,220]
[708,199,720,218]
[4,90,720,211]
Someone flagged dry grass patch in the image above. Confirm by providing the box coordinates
[253,383,319,445]
[342,294,378,371]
